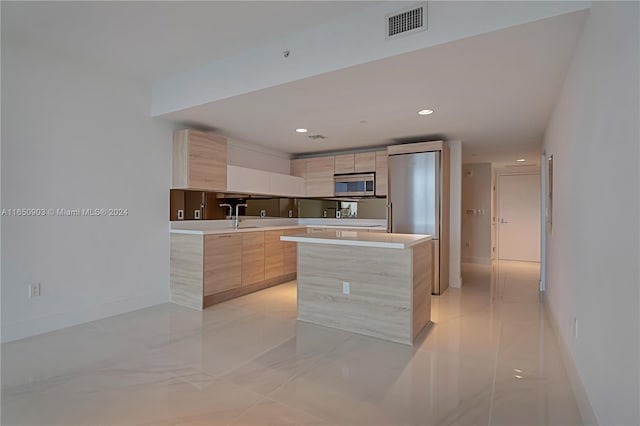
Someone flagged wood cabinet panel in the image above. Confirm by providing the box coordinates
[305,156,335,196]
[204,234,242,296]
[334,154,354,174]
[264,230,284,280]
[170,234,204,310]
[305,156,335,177]
[290,159,306,177]
[283,227,305,275]
[172,129,227,191]
[375,151,388,196]
[242,232,265,286]
[354,152,376,172]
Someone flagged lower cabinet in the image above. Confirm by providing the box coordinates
[204,234,242,296]
[265,230,284,280]
[170,227,306,310]
[242,232,265,286]
[283,228,303,275]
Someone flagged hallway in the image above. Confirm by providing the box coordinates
[2,261,582,425]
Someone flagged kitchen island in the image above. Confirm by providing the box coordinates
[281,230,433,345]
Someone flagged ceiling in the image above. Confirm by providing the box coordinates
[1,1,382,82]
[162,10,587,164]
[2,2,587,165]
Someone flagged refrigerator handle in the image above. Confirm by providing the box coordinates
[387,203,392,233]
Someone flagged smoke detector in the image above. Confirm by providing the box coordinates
[386,3,427,39]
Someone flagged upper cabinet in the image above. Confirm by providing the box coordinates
[227,165,304,197]
[375,151,388,196]
[289,150,387,198]
[305,156,335,197]
[172,129,227,191]
[334,154,354,174]
[290,158,306,177]
[355,152,376,173]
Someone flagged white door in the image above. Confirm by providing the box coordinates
[497,173,541,261]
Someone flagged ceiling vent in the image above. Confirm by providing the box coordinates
[308,134,327,140]
[386,3,427,39]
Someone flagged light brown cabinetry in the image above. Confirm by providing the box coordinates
[204,234,241,296]
[290,159,306,178]
[242,232,265,286]
[355,152,376,173]
[375,151,388,196]
[334,154,355,174]
[283,228,304,275]
[171,228,302,310]
[172,129,227,191]
[305,156,335,197]
[264,230,284,280]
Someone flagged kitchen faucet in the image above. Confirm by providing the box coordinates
[234,203,248,229]
[219,203,232,219]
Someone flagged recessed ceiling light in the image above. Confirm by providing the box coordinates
[295,128,308,133]
[417,109,434,115]
[517,158,526,162]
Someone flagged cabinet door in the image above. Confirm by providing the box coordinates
[204,234,242,296]
[290,159,306,178]
[354,152,376,173]
[283,227,304,275]
[173,129,227,191]
[264,230,284,280]
[242,232,265,286]
[305,157,335,197]
[375,151,388,196]
[334,154,354,174]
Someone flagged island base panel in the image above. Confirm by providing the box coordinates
[297,244,415,345]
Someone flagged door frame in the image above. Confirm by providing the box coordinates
[495,169,542,263]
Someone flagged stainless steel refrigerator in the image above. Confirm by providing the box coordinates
[388,150,448,294]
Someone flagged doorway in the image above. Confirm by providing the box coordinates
[496,173,541,261]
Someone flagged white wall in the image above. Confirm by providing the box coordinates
[1,39,176,342]
[461,163,492,263]
[542,2,639,425]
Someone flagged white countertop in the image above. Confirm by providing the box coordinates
[170,221,387,235]
[281,230,432,249]
[170,225,306,235]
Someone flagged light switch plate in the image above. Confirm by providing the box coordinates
[342,282,350,295]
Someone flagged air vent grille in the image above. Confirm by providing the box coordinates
[387,4,427,38]
[308,134,327,140]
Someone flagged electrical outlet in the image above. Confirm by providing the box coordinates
[260,209,266,218]
[288,210,293,218]
[323,210,327,218]
[29,282,41,298]
[574,318,578,339]
[342,281,350,295]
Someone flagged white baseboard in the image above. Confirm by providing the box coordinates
[461,256,492,264]
[1,290,170,343]
[542,292,598,425]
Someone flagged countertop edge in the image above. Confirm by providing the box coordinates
[280,234,432,249]
[170,224,387,235]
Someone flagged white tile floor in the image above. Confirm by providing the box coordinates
[1,261,583,425]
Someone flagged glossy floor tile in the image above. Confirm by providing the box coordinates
[2,261,583,425]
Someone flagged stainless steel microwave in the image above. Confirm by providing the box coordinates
[333,173,375,197]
